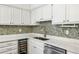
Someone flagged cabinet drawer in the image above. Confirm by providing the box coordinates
[2,49,18,54]
[29,39,44,48]
[0,45,18,53]
[0,41,18,48]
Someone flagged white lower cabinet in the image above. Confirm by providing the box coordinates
[2,49,17,54]
[28,42,43,54]
[0,40,18,54]
[28,38,44,54]
[67,51,76,54]
[0,41,18,48]
[31,44,43,54]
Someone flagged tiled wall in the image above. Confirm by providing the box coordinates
[0,25,32,35]
[32,21,79,39]
[0,22,79,39]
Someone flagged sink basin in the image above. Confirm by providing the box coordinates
[34,37,49,41]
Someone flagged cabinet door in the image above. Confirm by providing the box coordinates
[12,8,21,25]
[42,5,52,21]
[31,45,43,54]
[31,10,35,25]
[31,9,38,25]
[31,6,43,25]
[66,4,79,22]
[28,39,44,54]
[28,43,43,54]
[31,4,52,23]
[28,40,34,54]
[35,7,42,22]
[21,10,30,25]
[52,4,66,24]
[2,49,18,54]
[0,5,11,25]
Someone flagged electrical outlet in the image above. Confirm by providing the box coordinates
[65,30,69,35]
[19,29,22,32]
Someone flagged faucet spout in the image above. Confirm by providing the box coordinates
[44,33,47,37]
[43,26,47,38]
[40,25,48,38]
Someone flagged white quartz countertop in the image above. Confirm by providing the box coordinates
[0,33,30,42]
[29,33,79,54]
[0,33,79,53]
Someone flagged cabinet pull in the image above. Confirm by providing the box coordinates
[10,22,11,24]
[63,20,66,22]
[40,18,43,20]
[67,20,69,22]
[33,46,36,48]
[51,16,53,19]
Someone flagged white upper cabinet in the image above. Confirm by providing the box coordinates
[12,8,22,25]
[21,10,30,25]
[36,7,42,22]
[31,4,52,25]
[31,9,37,25]
[52,4,79,24]
[31,7,42,25]
[66,4,79,23]
[0,5,30,25]
[42,4,52,21]
[2,4,79,25]
[0,5,11,25]
[52,4,66,24]
[12,8,30,25]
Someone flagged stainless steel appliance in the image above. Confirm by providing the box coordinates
[44,43,67,54]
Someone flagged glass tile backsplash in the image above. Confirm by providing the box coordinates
[0,22,79,39]
[32,21,79,39]
[0,25,32,35]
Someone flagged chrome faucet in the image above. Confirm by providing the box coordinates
[40,26,48,38]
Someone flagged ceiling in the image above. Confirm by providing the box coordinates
[7,4,31,10]
[7,4,45,10]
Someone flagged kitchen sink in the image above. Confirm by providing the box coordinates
[34,37,49,41]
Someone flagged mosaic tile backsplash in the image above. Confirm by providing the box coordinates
[0,22,79,39]
[0,25,32,35]
[32,21,79,39]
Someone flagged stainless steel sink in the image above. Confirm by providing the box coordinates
[34,37,49,41]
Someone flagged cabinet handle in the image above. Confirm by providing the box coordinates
[10,22,11,24]
[40,18,43,20]
[11,22,13,24]
[10,22,12,24]
[21,22,24,24]
[63,20,69,22]
[63,20,66,22]
[67,20,69,22]
[51,16,53,19]
[33,46,36,48]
